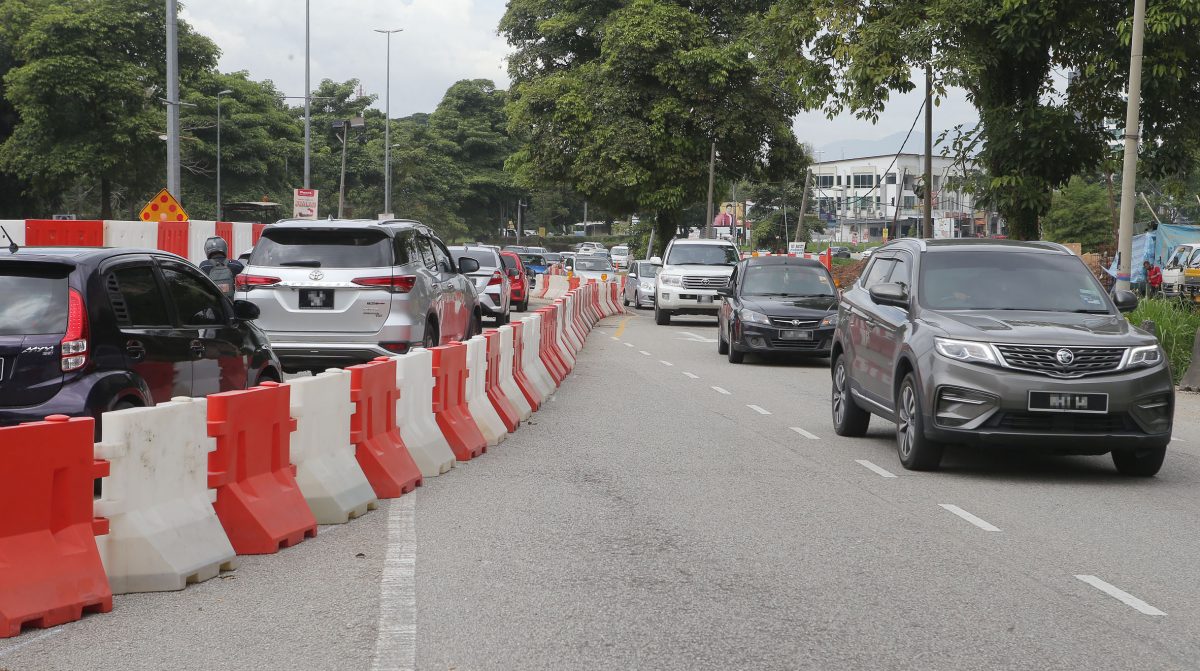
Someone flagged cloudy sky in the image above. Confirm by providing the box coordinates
[181,0,978,153]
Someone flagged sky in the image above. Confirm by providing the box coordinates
[181,0,979,155]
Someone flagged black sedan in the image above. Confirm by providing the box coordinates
[716,257,839,363]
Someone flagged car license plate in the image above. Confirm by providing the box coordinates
[698,295,714,304]
[299,289,334,310]
[780,329,813,340]
[1028,391,1108,414]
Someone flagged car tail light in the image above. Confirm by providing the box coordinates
[353,275,416,293]
[61,288,89,372]
[380,342,410,354]
[487,271,504,287]
[235,273,281,289]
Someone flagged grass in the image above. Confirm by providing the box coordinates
[1127,298,1200,383]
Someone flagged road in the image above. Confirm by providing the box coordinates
[5,305,1200,670]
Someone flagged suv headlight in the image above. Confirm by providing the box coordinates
[1128,344,1164,368]
[934,337,999,365]
[640,280,655,290]
[820,313,838,328]
[660,274,682,287]
[739,309,771,325]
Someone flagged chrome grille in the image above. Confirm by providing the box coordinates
[769,318,820,329]
[993,344,1126,377]
[682,276,727,290]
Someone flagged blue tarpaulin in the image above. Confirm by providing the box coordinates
[1106,231,1154,282]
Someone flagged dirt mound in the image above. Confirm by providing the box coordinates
[832,260,867,289]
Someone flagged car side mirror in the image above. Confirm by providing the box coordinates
[458,257,480,274]
[233,299,260,321]
[869,283,909,309]
[507,268,520,279]
[1112,289,1139,313]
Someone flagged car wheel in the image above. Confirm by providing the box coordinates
[655,305,671,325]
[518,299,528,312]
[469,312,483,338]
[726,336,744,364]
[622,293,629,307]
[423,319,439,348]
[717,323,729,355]
[895,373,944,471]
[831,356,871,437]
[1111,446,1166,477]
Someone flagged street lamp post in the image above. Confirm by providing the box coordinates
[304,0,311,189]
[375,28,403,219]
[216,89,233,221]
[333,116,366,218]
[166,0,180,198]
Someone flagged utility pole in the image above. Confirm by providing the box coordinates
[891,167,908,236]
[782,184,788,248]
[922,61,934,238]
[375,28,402,218]
[303,0,311,189]
[705,142,716,239]
[216,89,233,221]
[731,181,739,247]
[165,0,180,198]
[516,199,524,246]
[337,125,349,218]
[795,170,812,245]
[1116,0,1147,293]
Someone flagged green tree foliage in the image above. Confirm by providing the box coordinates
[757,0,1200,240]
[1041,177,1115,252]
[501,0,807,255]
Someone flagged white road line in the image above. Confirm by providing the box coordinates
[939,504,1001,532]
[855,459,897,478]
[683,372,699,379]
[610,336,619,341]
[747,404,771,415]
[0,627,62,658]
[711,386,731,395]
[639,350,652,356]
[1172,437,1183,442]
[790,427,820,440]
[370,495,417,671]
[1074,575,1166,616]
[660,360,674,366]
[624,342,634,348]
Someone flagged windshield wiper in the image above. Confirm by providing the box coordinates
[281,260,322,268]
[1071,309,1111,314]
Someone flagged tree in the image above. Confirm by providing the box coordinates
[501,0,807,255]
[743,179,818,251]
[757,0,1200,240]
[1041,177,1114,251]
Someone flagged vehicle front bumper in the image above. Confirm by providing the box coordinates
[732,322,834,355]
[920,355,1173,452]
[657,286,720,313]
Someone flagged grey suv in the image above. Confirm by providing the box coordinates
[830,239,1172,476]
[236,219,483,372]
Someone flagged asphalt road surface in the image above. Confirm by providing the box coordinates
[5,305,1200,670]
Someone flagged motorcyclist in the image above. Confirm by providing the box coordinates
[198,236,244,298]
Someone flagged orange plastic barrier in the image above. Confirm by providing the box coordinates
[432,343,486,460]
[207,383,318,554]
[537,307,568,383]
[568,276,580,291]
[25,219,104,246]
[348,358,423,498]
[0,415,111,638]
[511,321,543,411]
[157,220,190,258]
[484,330,520,432]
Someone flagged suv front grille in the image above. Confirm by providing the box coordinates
[682,276,727,290]
[769,318,820,329]
[991,412,1136,434]
[993,344,1126,377]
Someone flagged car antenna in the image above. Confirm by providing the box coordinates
[0,225,17,254]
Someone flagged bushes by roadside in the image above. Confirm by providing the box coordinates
[1127,298,1200,384]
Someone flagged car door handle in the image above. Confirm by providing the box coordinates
[125,340,146,362]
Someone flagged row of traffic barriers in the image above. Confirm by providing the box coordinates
[0,280,624,638]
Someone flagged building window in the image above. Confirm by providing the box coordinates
[815,174,834,188]
[852,173,875,188]
[885,173,897,185]
[903,195,916,208]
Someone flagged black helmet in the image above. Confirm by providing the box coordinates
[204,236,229,259]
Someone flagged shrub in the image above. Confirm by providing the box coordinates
[1126,298,1200,383]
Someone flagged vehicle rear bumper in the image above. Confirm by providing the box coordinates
[268,341,402,372]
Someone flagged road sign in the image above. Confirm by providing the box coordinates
[788,242,805,255]
[139,189,188,223]
[293,189,319,220]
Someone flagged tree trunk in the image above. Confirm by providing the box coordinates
[99,176,112,220]
[1003,205,1040,241]
[654,209,680,257]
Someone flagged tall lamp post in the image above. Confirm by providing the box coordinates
[333,116,366,218]
[304,0,311,189]
[374,28,403,219]
[216,89,233,221]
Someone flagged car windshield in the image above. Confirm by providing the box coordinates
[520,254,547,266]
[1188,248,1200,267]
[741,265,835,297]
[639,264,662,278]
[612,246,629,255]
[919,251,1113,313]
[543,253,563,262]
[666,244,739,266]
[576,257,613,271]
[454,249,500,270]
[251,228,392,268]
[0,266,69,335]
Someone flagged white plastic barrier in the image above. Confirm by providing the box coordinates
[497,325,533,421]
[188,220,217,265]
[94,397,237,594]
[0,220,24,246]
[522,315,557,398]
[602,281,618,317]
[563,294,583,355]
[287,370,379,524]
[104,220,158,250]
[466,336,508,446]
[563,295,586,350]
[232,221,255,257]
[545,275,570,300]
[557,296,578,366]
[393,349,456,476]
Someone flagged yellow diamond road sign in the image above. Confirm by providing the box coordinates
[139,189,189,223]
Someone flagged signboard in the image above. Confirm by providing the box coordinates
[787,242,805,255]
[293,189,319,220]
[377,212,394,221]
[52,214,77,220]
[139,189,188,223]
[882,227,889,242]
[538,227,546,237]
[933,218,955,239]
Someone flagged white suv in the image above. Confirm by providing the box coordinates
[655,239,740,325]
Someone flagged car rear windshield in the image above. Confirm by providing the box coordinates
[919,251,1112,313]
[455,249,500,269]
[500,254,518,270]
[251,228,393,268]
[0,265,70,335]
[576,257,613,271]
[742,265,834,297]
[612,246,629,255]
[520,254,546,266]
[666,244,739,266]
[543,253,563,262]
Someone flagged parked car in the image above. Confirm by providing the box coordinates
[831,238,1171,475]
[236,219,483,372]
[0,246,280,435]
[450,246,511,325]
[623,259,662,309]
[520,253,549,275]
[500,251,530,312]
[828,246,852,259]
[572,254,615,282]
[610,245,630,269]
[655,239,741,325]
[716,257,838,364]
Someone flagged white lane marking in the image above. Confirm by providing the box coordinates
[639,350,652,356]
[610,336,619,341]
[855,459,897,478]
[1172,437,1183,442]
[1074,575,1166,616]
[624,342,634,348]
[675,331,718,343]
[939,504,1001,532]
[711,386,731,395]
[790,427,820,440]
[683,372,699,379]
[370,495,417,671]
[660,360,674,367]
[747,404,771,415]
[0,627,63,658]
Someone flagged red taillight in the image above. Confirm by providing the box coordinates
[487,271,504,287]
[61,288,89,372]
[235,274,281,289]
[353,275,416,293]
[380,342,410,354]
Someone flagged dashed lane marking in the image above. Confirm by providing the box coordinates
[683,372,699,379]
[712,386,731,395]
[855,459,897,478]
[1074,575,1166,616]
[639,350,652,356]
[747,404,771,415]
[939,504,1001,532]
[0,627,63,658]
[660,360,674,366]
[624,342,634,348]
[370,495,417,671]
[790,427,820,440]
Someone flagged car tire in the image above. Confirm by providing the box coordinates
[518,299,528,312]
[727,337,744,364]
[831,356,870,437]
[655,306,671,325]
[1111,446,1167,477]
[423,319,439,349]
[895,373,944,471]
[469,312,482,338]
[623,294,629,307]
[717,324,729,355]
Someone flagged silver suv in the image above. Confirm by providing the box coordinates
[449,245,511,325]
[655,238,740,325]
[236,219,483,372]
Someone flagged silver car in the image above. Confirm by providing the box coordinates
[449,245,511,324]
[623,260,661,309]
[236,219,483,372]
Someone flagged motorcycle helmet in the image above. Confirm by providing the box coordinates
[204,236,229,260]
